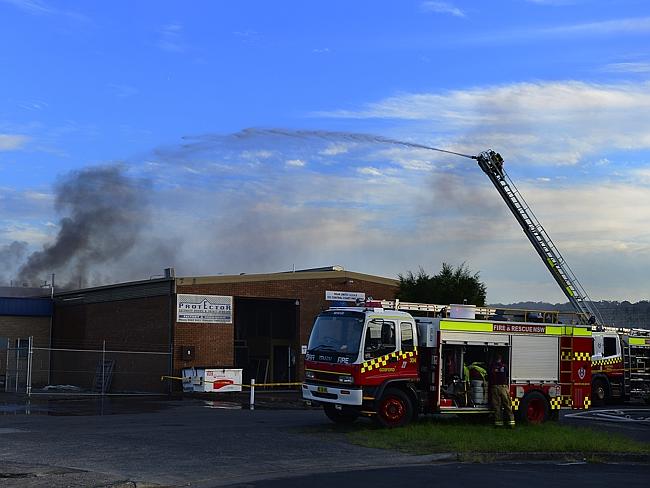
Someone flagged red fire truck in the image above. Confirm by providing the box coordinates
[591,326,650,405]
[302,301,592,426]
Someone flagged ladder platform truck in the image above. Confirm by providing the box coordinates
[303,300,592,427]
[476,150,650,406]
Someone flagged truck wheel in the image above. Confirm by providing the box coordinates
[376,388,413,428]
[517,391,550,424]
[591,378,609,406]
[323,404,359,424]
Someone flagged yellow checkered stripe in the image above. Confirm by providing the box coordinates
[592,357,621,366]
[561,351,591,361]
[511,398,520,411]
[360,347,418,373]
[560,395,590,409]
[550,397,562,410]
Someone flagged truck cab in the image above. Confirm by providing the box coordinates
[302,305,418,426]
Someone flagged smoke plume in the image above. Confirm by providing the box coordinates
[0,241,29,285]
[16,165,150,288]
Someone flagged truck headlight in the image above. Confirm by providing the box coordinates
[338,375,353,384]
[305,370,315,380]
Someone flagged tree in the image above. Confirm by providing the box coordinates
[397,263,487,306]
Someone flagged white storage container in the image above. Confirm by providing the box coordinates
[182,368,243,393]
[450,304,476,319]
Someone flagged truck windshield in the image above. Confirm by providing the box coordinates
[307,311,365,362]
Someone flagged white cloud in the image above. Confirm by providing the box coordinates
[23,191,53,201]
[241,150,274,160]
[319,143,351,156]
[0,0,89,21]
[285,159,306,167]
[158,23,185,53]
[320,80,650,165]
[0,134,29,151]
[357,167,384,177]
[421,1,466,18]
[602,62,650,73]
[542,17,650,36]
[1,222,52,245]
[464,16,650,45]
[630,168,650,185]
[17,99,48,111]
[1,0,54,15]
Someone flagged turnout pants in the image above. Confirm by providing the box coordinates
[490,384,515,427]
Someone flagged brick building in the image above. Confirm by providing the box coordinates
[51,267,398,392]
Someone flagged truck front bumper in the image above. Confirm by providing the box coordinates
[302,383,363,406]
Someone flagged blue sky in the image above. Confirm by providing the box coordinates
[1,0,649,303]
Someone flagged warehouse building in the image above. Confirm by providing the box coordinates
[51,266,398,393]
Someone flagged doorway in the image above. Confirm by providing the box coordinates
[234,298,298,384]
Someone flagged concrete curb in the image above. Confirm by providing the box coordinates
[407,451,650,464]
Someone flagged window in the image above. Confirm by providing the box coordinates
[364,320,396,359]
[400,322,414,351]
[603,337,618,357]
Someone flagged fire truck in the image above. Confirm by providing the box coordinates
[591,326,650,405]
[475,150,650,406]
[302,148,649,425]
[302,301,592,426]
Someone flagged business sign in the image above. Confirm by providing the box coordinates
[177,294,233,323]
[493,323,546,334]
[325,290,365,302]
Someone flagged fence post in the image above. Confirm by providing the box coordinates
[26,336,33,397]
[102,340,106,396]
[4,338,9,392]
[14,341,19,393]
[250,378,255,410]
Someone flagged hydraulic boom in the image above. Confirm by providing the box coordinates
[475,150,604,326]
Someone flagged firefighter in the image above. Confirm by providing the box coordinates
[489,352,515,428]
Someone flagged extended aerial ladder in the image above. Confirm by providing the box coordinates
[474,150,604,326]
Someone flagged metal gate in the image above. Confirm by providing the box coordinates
[1,337,32,394]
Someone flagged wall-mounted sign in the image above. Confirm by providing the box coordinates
[177,294,233,323]
[325,290,365,302]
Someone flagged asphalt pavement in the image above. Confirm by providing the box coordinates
[226,462,650,488]
[0,395,649,487]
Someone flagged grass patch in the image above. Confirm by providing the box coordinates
[347,419,650,455]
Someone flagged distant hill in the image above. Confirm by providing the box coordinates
[491,301,650,330]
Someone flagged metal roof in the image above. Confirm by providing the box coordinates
[176,267,398,287]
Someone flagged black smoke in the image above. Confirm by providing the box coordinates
[16,165,150,289]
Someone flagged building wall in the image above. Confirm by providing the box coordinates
[174,322,234,369]
[174,276,397,378]
[52,294,172,393]
[0,315,51,387]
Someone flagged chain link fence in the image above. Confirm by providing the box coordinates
[2,337,172,396]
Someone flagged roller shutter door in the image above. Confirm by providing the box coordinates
[511,335,559,382]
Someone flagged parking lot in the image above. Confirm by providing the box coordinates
[0,395,649,487]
